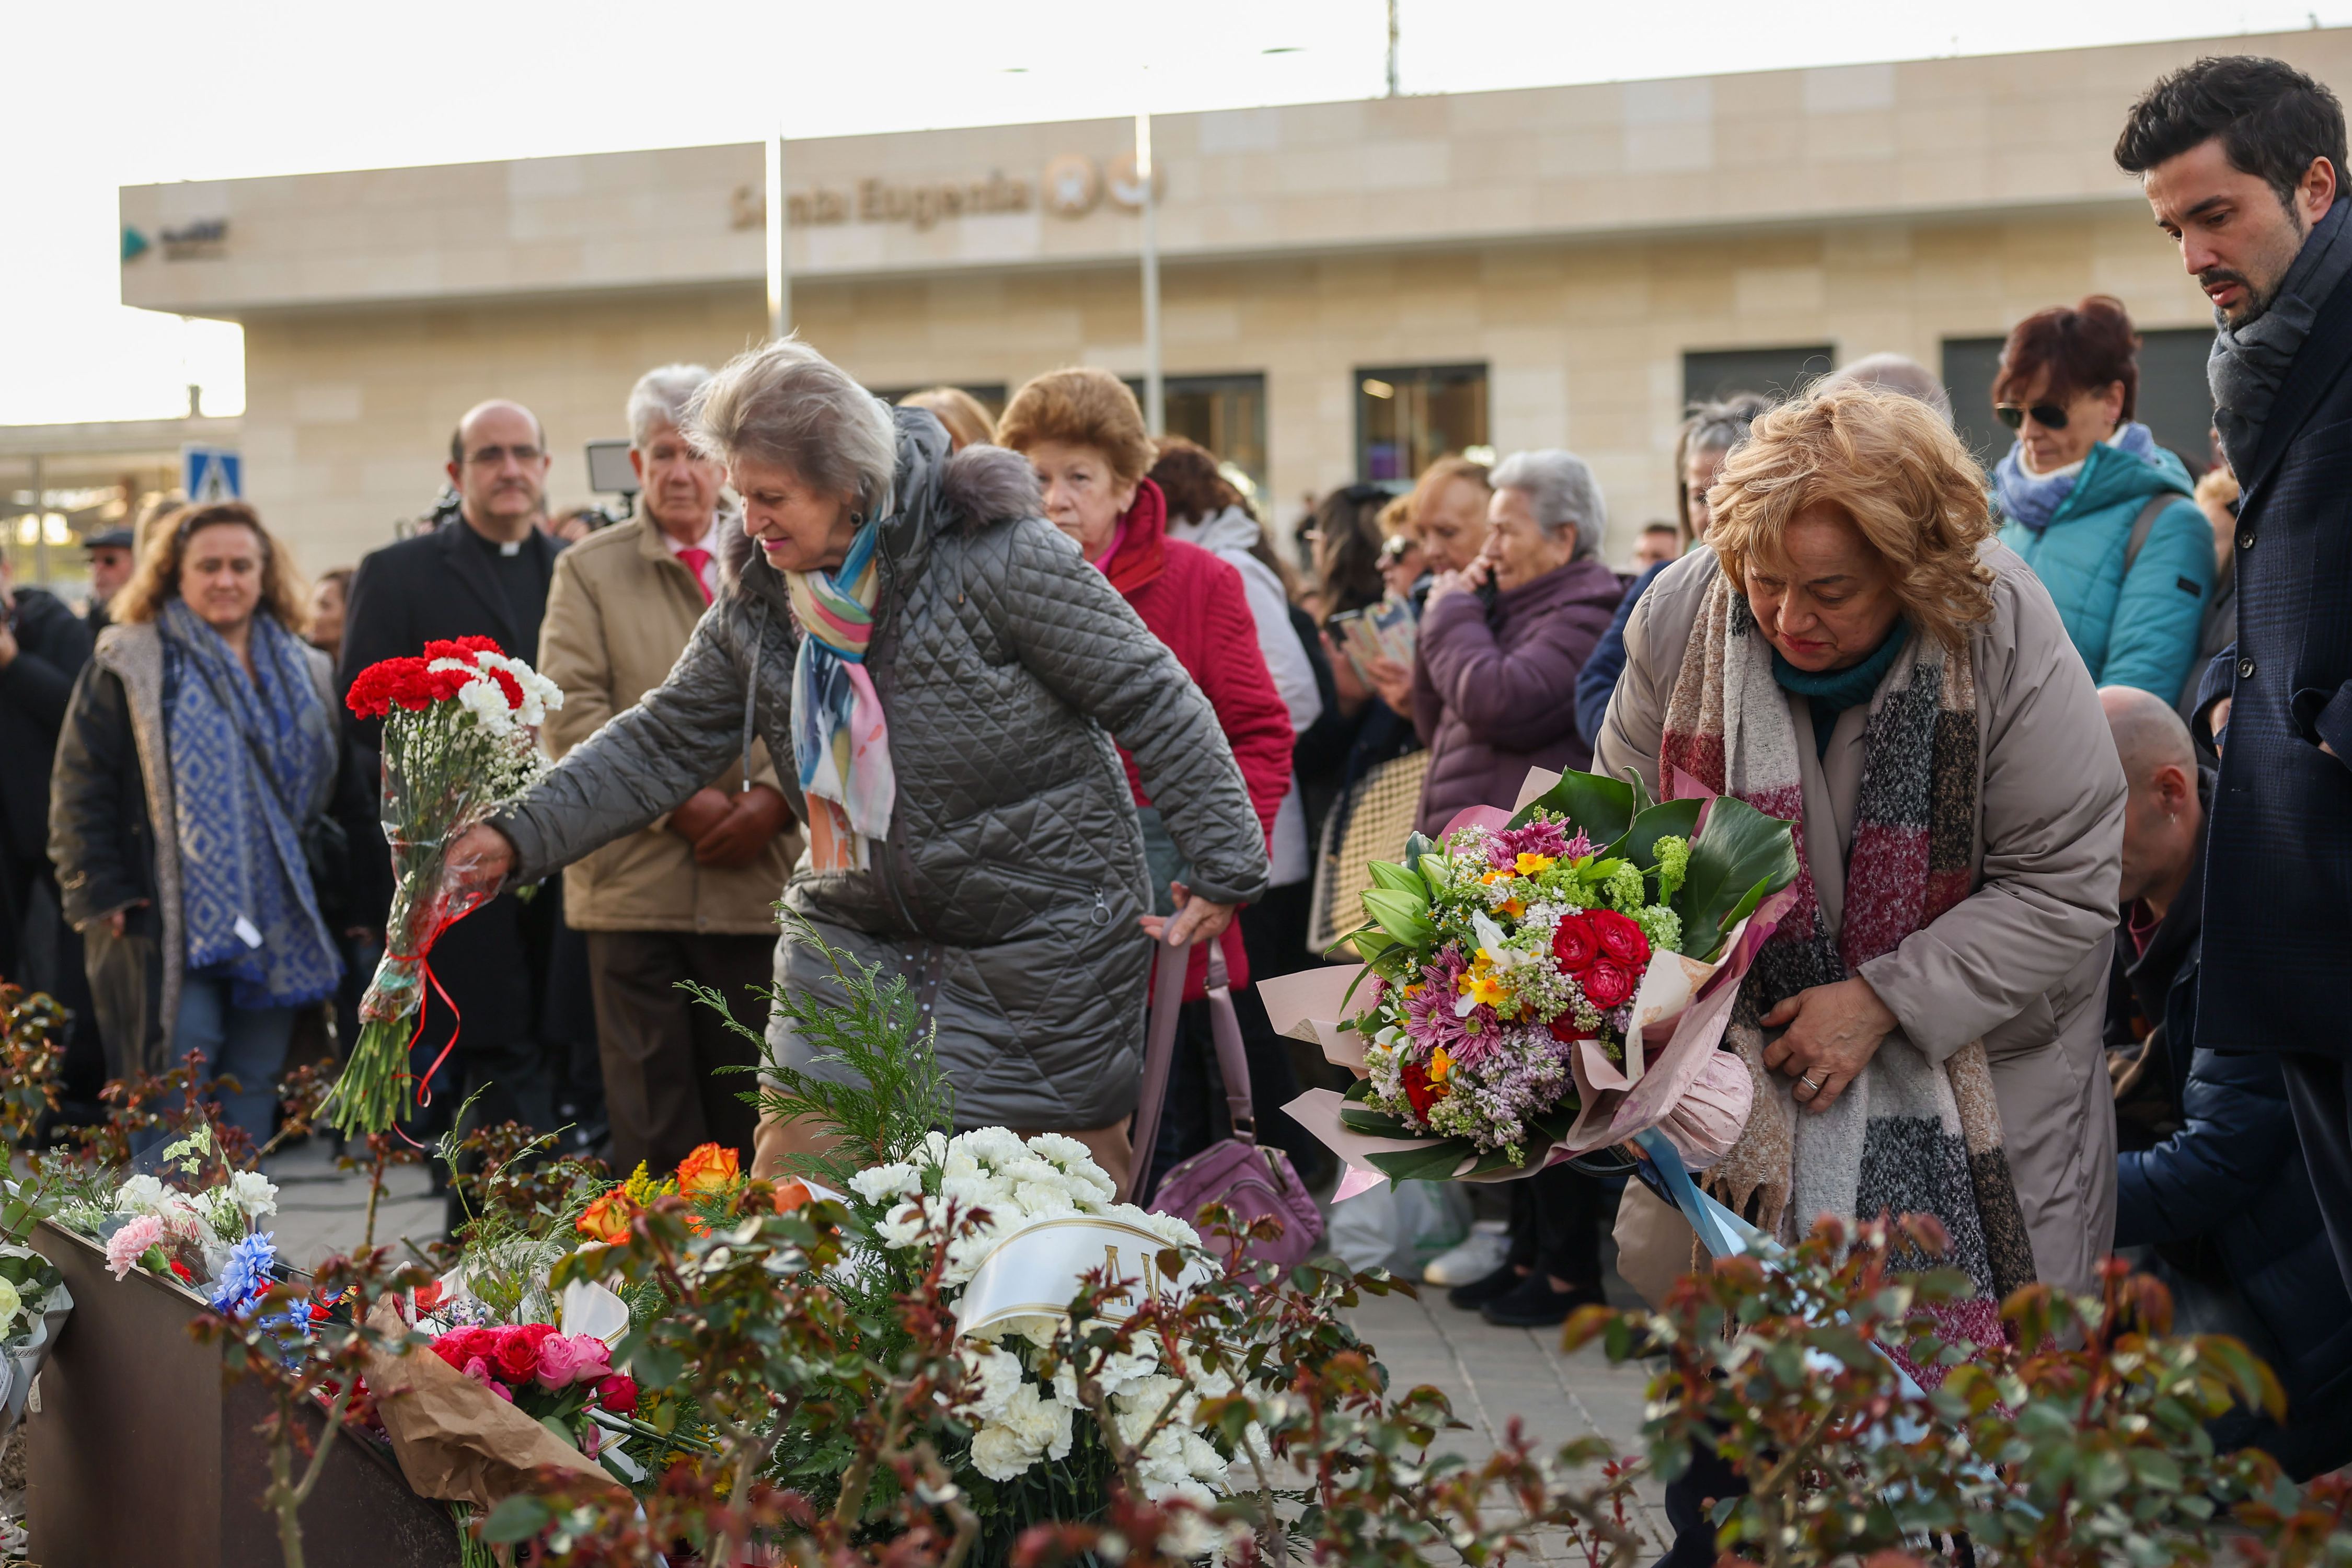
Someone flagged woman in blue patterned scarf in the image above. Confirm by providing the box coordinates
[52,502,346,1147]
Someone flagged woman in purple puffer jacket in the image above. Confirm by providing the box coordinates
[1410,448,1625,837]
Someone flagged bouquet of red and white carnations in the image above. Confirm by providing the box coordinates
[329,637,562,1136]
[1275,769,1800,1185]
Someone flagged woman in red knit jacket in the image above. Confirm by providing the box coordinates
[999,370,1294,1187]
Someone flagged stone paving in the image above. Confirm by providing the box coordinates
[260,1138,1671,1558]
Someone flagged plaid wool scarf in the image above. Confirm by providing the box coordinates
[1658,574,2035,1340]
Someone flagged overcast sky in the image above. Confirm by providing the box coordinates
[3,0,2342,427]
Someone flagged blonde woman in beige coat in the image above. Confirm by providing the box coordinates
[1596,386,2125,1301]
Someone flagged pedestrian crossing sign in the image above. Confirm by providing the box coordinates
[182,445,241,503]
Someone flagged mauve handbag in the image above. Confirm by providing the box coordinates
[1126,938,1325,1270]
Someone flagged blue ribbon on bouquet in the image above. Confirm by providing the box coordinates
[1632,1128,1935,1415]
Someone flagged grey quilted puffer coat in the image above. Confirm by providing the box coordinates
[494,410,1269,1129]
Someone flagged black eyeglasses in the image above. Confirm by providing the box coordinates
[464,444,545,467]
[1994,403,2069,432]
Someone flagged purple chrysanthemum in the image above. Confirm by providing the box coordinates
[1490,820,1569,869]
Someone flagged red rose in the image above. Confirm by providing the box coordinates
[1588,909,1651,969]
[1550,913,1598,972]
[596,1375,640,1415]
[1547,1013,1594,1043]
[490,1323,558,1385]
[1400,1058,1444,1119]
[1579,959,1635,1010]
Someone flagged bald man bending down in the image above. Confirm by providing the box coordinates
[340,400,567,1225]
[2099,684,2352,1479]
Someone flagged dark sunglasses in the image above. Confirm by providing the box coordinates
[1994,402,2069,432]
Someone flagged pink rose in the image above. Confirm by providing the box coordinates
[462,1356,515,1403]
[534,1333,613,1390]
[1580,959,1635,1010]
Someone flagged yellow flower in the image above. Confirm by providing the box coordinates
[1427,1045,1453,1083]
[1497,897,1525,919]
[1515,852,1557,875]
[1457,956,1512,1010]
[1480,869,1511,885]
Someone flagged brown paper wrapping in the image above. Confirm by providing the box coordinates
[363,1300,627,1509]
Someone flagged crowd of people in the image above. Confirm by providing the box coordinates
[3,49,2347,1517]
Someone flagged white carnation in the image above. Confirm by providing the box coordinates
[969,1421,1041,1482]
[958,1344,1027,1424]
[228,1170,279,1220]
[114,1174,169,1215]
[849,1163,923,1204]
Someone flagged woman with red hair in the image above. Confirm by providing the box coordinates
[999,370,1294,1193]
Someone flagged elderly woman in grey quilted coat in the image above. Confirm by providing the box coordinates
[447,341,1267,1190]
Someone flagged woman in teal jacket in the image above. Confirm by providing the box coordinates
[1990,295,2215,703]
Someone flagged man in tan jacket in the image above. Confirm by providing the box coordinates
[538,364,800,1175]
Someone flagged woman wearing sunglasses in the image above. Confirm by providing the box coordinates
[1990,294,2216,706]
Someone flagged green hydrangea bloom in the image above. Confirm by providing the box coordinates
[1605,859,1646,915]
[1636,903,1684,956]
[1653,835,1690,899]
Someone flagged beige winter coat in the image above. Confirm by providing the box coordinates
[537,506,801,934]
[1597,543,2125,1296]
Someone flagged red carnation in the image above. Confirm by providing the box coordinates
[1547,1013,1595,1043]
[423,636,503,662]
[595,1374,640,1415]
[485,665,524,709]
[1551,913,1598,972]
[490,1323,558,1385]
[1588,909,1651,969]
[1580,959,1635,1011]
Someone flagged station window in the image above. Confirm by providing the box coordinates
[1680,345,1834,408]
[1943,330,2216,476]
[1125,373,1269,496]
[1355,364,1488,483]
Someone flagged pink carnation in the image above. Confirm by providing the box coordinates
[534,1332,613,1390]
[106,1214,165,1281]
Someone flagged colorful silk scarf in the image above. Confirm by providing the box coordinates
[784,520,895,868]
[1657,573,2034,1356]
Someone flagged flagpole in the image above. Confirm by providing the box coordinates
[1137,110,1162,436]
[765,126,790,341]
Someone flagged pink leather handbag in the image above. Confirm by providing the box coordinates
[1126,938,1325,1269]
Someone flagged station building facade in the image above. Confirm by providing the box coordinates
[117,26,2352,571]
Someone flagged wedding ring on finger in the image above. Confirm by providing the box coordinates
[1798,1073,1823,1096]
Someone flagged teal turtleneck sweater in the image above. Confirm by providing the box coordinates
[1772,626,1908,758]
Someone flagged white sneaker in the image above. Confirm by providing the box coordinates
[1420,1220,1511,1287]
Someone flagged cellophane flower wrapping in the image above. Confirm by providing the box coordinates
[1347,813,1682,1166]
[332,638,561,1136]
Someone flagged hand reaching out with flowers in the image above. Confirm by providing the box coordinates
[443,823,516,903]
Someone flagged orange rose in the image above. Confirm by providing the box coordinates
[770,1179,812,1213]
[576,1188,636,1243]
[676,1143,740,1195]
